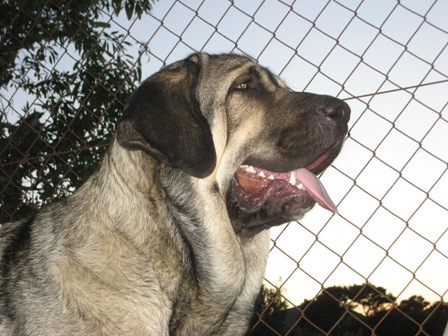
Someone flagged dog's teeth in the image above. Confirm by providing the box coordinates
[245,166,256,173]
[240,165,248,169]
[289,173,296,185]
[258,171,266,178]
[268,175,275,180]
[297,183,303,190]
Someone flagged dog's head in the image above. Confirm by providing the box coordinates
[117,53,350,235]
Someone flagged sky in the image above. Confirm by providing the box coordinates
[2,0,448,307]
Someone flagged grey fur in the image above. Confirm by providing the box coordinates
[0,53,350,335]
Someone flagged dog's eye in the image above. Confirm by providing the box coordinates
[235,82,249,90]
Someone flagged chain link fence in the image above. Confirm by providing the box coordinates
[1,0,447,335]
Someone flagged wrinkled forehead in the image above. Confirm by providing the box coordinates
[197,54,287,89]
[193,54,287,112]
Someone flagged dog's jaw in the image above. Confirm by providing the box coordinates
[226,165,337,236]
[224,142,343,236]
[233,165,337,213]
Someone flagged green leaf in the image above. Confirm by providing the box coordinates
[125,1,135,20]
[93,21,111,28]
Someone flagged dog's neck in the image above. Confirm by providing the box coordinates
[70,141,167,245]
[105,140,160,193]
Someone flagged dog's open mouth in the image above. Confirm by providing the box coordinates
[226,146,344,234]
[231,164,337,215]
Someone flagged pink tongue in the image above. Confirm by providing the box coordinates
[294,168,338,214]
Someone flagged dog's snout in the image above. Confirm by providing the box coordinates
[317,98,351,125]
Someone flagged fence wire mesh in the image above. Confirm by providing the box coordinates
[1,0,447,335]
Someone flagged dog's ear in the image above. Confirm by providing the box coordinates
[116,58,216,178]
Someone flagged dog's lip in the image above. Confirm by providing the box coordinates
[305,149,332,173]
[233,164,337,214]
[305,143,343,175]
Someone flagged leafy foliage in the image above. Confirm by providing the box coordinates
[0,0,154,222]
[0,0,152,87]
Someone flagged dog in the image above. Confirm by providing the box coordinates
[0,53,350,335]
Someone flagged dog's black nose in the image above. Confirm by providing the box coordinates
[320,98,351,124]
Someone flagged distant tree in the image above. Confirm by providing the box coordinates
[345,284,396,316]
[0,0,154,222]
[248,283,446,336]
[293,284,399,335]
[399,295,430,313]
[422,301,448,336]
[298,288,345,333]
[296,286,371,336]
[374,299,447,336]
[248,284,289,335]
[291,284,445,336]
[374,307,419,336]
